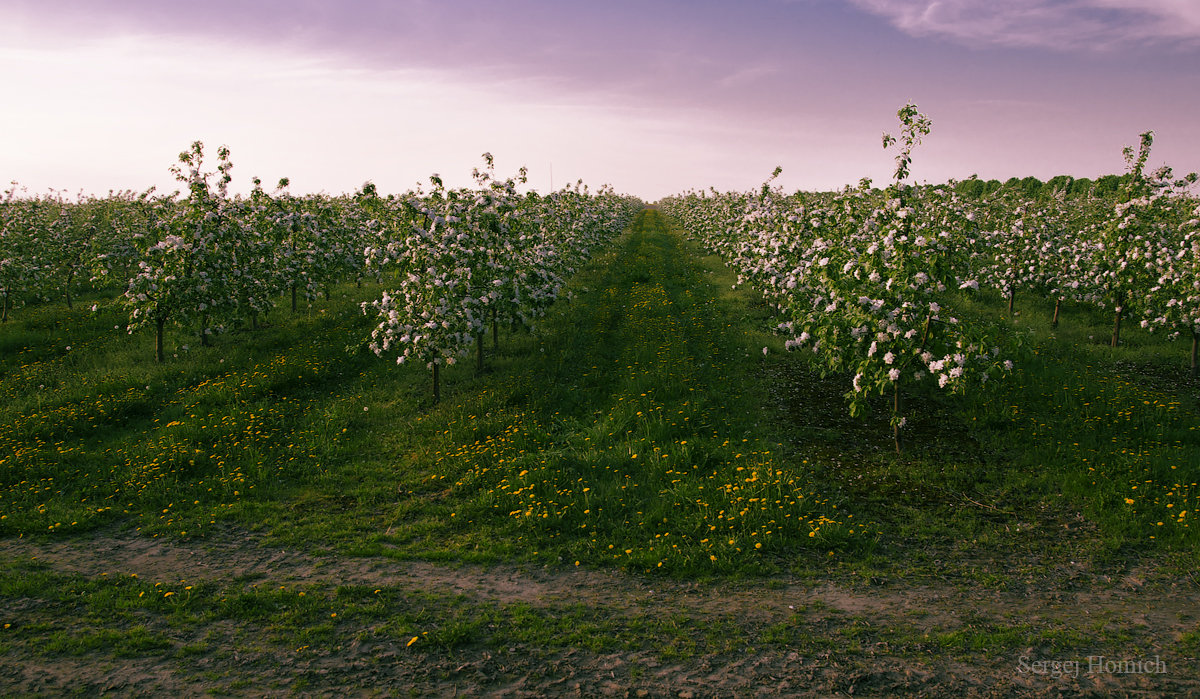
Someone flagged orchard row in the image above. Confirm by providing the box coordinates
[0,144,642,395]
[661,106,1199,450]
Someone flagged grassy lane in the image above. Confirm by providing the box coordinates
[345,208,862,574]
[3,210,1200,696]
[3,205,1196,582]
[0,209,858,575]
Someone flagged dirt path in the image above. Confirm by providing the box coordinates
[2,530,1197,697]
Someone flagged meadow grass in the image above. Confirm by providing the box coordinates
[967,293,1200,552]
[2,209,1200,677]
[2,209,1198,579]
[1,210,855,576]
[0,555,1141,668]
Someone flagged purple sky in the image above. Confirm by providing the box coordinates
[2,0,1198,200]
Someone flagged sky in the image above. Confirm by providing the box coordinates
[2,0,1198,201]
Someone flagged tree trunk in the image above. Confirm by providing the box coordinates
[1007,286,1015,315]
[2,290,8,323]
[1051,298,1061,329]
[291,284,298,314]
[155,317,166,363]
[1111,307,1123,348]
[1192,329,1198,379]
[492,306,499,350]
[432,363,440,405]
[476,332,484,374]
[893,381,902,455]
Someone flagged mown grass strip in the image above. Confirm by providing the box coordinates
[351,208,862,574]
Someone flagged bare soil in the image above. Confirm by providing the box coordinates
[2,529,1197,697]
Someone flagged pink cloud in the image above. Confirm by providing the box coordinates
[850,0,1200,49]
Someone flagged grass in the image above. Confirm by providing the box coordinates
[950,290,1199,553]
[0,555,1155,668]
[1,207,1199,680]
[1,209,859,575]
[757,283,1200,585]
[2,208,1198,572]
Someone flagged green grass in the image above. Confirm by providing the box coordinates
[2,208,1200,676]
[0,556,759,662]
[754,281,1200,584]
[3,210,1199,575]
[0,556,1153,669]
[1,209,859,575]
[952,290,1200,550]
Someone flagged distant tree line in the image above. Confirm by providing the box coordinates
[953,173,1136,200]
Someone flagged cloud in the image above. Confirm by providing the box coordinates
[849,0,1200,49]
[715,63,782,88]
[0,21,823,201]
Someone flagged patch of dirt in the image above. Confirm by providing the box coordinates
[2,529,1198,697]
[0,656,192,697]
